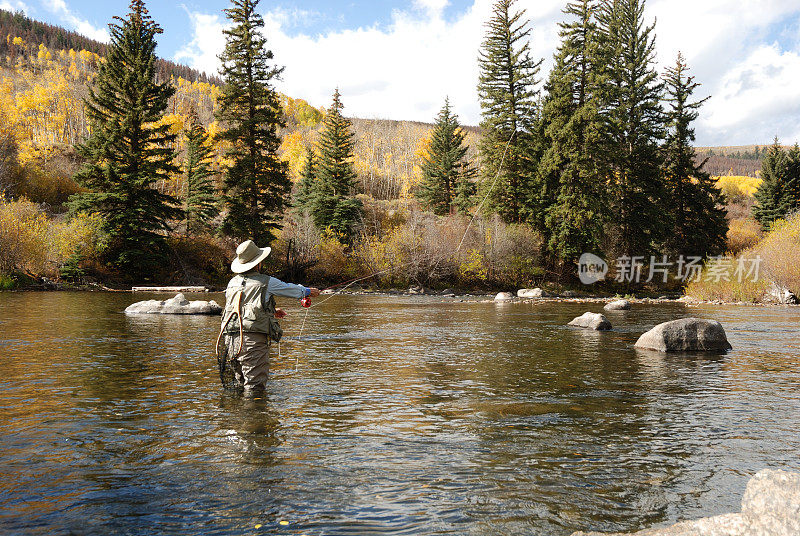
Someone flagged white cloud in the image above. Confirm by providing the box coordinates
[412,0,449,17]
[647,0,800,145]
[0,0,28,13]
[174,9,228,78]
[174,0,800,145]
[702,44,800,145]
[176,0,561,126]
[41,0,109,42]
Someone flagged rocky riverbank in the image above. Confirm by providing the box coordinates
[571,469,800,536]
[6,279,800,308]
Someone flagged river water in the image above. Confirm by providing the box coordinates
[0,292,798,535]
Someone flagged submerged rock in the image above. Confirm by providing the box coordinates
[494,292,514,302]
[634,318,731,353]
[568,312,612,331]
[604,299,631,311]
[518,288,547,298]
[571,469,800,536]
[125,293,222,315]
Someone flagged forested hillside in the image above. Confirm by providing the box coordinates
[697,146,764,177]
[0,9,220,83]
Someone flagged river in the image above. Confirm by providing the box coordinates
[1,292,798,535]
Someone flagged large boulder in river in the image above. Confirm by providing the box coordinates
[125,293,222,315]
[634,318,731,353]
[604,299,631,311]
[570,469,800,536]
[568,312,612,331]
[494,292,514,302]
[518,288,548,298]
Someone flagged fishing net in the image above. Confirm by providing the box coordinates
[216,335,244,391]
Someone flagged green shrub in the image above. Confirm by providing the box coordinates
[0,273,17,290]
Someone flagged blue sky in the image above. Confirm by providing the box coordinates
[5,1,477,55]
[3,0,800,146]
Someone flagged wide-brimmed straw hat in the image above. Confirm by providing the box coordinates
[231,240,271,273]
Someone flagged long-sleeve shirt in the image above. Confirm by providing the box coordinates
[265,276,310,301]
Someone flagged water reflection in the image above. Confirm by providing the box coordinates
[0,292,799,535]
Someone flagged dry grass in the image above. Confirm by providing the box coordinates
[274,204,544,289]
[685,212,800,302]
[727,218,763,255]
[754,213,800,295]
[684,263,769,303]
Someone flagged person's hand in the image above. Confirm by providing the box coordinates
[274,308,287,319]
[308,287,321,298]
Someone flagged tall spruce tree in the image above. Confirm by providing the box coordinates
[452,164,478,216]
[662,53,727,257]
[184,113,219,235]
[477,0,542,224]
[417,98,476,215]
[785,144,800,212]
[216,0,289,244]
[293,146,317,215]
[596,0,666,257]
[753,138,793,230]
[539,0,608,268]
[311,88,362,239]
[69,0,181,274]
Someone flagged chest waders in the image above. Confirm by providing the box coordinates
[215,276,283,389]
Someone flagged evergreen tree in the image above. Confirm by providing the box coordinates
[417,98,476,215]
[539,0,608,267]
[184,113,218,235]
[311,88,362,239]
[785,144,800,211]
[69,0,181,274]
[662,53,727,257]
[596,0,666,257]
[477,0,542,224]
[293,146,317,214]
[216,0,289,244]
[753,138,793,230]
[452,165,477,216]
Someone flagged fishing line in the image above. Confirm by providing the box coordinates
[290,103,535,368]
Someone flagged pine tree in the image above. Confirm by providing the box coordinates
[477,0,542,224]
[184,113,218,235]
[596,0,666,258]
[662,53,727,257]
[785,144,800,211]
[68,0,181,274]
[310,88,362,239]
[417,98,476,215]
[539,0,608,267]
[216,0,289,244]
[293,145,317,215]
[452,166,477,216]
[753,138,793,230]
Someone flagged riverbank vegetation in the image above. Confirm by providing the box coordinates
[0,0,798,298]
[685,212,800,303]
